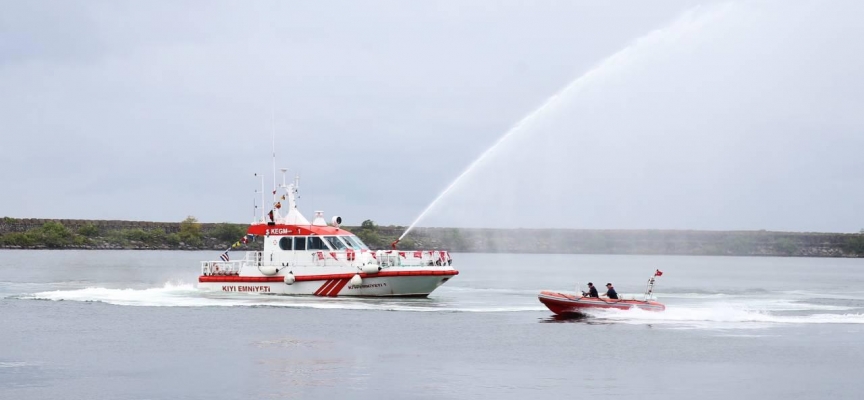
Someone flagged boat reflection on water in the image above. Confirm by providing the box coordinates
[538,313,594,323]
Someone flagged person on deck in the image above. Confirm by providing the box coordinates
[605,283,619,300]
[583,282,599,298]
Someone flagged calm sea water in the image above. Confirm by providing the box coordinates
[2,250,863,399]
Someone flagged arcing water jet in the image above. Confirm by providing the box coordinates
[397,5,729,242]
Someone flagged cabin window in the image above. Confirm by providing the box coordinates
[345,235,370,250]
[324,236,347,250]
[294,237,306,251]
[338,237,356,249]
[307,236,326,250]
[279,237,292,251]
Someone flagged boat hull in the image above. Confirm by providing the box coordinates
[198,270,457,297]
[538,290,665,315]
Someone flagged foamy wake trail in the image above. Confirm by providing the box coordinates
[25,283,223,307]
[22,284,860,322]
[583,304,864,328]
[21,283,544,312]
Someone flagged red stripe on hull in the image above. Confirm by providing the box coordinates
[326,279,350,297]
[198,269,458,283]
[314,280,336,296]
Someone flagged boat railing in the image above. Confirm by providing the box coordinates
[242,251,265,265]
[306,250,365,266]
[201,260,243,276]
[299,249,453,268]
[374,250,453,268]
[200,249,453,270]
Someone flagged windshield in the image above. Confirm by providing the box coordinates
[344,235,369,250]
[337,236,356,249]
[324,236,347,250]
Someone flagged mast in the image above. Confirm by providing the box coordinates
[284,173,297,211]
[293,173,300,209]
[279,168,288,218]
[271,109,277,209]
[260,173,265,223]
[254,172,265,223]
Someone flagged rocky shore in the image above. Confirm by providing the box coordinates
[1,217,863,257]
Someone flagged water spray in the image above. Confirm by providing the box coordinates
[397,5,726,242]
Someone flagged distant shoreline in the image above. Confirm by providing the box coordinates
[1,217,863,258]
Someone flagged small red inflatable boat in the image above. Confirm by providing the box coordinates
[538,291,665,314]
[538,270,666,315]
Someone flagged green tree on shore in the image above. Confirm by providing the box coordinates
[356,219,383,248]
[0,221,79,248]
[210,223,246,242]
[78,223,99,237]
[179,216,202,246]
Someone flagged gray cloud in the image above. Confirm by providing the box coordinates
[2,1,862,233]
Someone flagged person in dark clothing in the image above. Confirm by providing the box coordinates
[583,282,599,298]
[605,283,619,299]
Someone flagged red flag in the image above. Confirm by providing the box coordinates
[413,251,422,258]
[655,269,663,277]
[398,251,406,258]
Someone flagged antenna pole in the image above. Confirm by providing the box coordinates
[254,173,261,222]
[271,109,277,207]
[294,173,300,208]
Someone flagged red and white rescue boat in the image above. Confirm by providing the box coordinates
[538,292,666,314]
[197,173,458,297]
[538,271,666,315]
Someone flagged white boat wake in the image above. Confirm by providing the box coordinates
[581,303,864,329]
[14,283,864,326]
[18,282,546,313]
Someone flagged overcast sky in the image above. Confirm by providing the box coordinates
[2,1,862,232]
